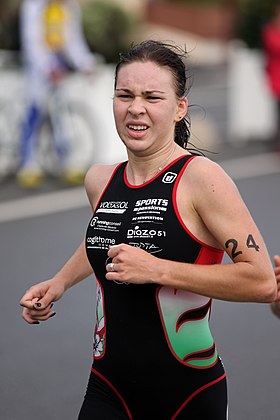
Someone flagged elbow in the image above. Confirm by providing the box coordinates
[266,284,278,303]
[256,275,277,303]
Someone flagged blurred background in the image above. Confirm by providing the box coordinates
[1,1,280,419]
[0,0,279,192]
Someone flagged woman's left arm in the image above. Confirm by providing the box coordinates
[162,158,276,302]
[106,159,277,303]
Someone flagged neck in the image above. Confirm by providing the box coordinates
[126,143,177,185]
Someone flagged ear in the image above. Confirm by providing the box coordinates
[175,96,188,122]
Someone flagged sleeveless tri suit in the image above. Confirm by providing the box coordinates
[80,155,228,419]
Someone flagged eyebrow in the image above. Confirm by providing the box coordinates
[115,88,166,94]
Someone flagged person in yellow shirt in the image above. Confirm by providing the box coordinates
[18,0,96,187]
[44,0,68,53]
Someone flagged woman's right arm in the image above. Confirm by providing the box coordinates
[20,163,118,324]
[20,240,93,324]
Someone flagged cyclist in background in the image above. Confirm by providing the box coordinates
[18,0,96,187]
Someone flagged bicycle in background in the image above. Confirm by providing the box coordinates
[0,51,25,182]
[0,95,24,181]
[17,69,97,187]
[0,66,98,187]
[37,71,97,185]
[13,0,100,188]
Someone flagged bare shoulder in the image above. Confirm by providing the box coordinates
[181,155,252,234]
[179,155,245,219]
[84,162,121,209]
[185,155,239,195]
[186,155,229,179]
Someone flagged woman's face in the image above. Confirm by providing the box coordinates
[113,61,187,155]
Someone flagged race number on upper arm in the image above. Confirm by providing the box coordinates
[225,234,260,259]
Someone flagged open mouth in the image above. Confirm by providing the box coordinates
[128,125,148,132]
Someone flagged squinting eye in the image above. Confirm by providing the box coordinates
[118,94,132,99]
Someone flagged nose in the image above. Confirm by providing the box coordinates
[128,96,146,115]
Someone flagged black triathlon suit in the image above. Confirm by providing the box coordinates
[79,155,228,420]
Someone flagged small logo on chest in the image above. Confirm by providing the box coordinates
[162,172,177,183]
[96,201,128,214]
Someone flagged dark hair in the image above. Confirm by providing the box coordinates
[114,40,192,150]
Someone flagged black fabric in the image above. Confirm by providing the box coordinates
[82,155,227,419]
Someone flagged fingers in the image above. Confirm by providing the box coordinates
[107,244,122,259]
[105,260,120,279]
[105,253,124,283]
[271,301,280,319]
[106,245,123,274]
[20,288,56,311]
[274,256,280,284]
[19,282,60,324]
[19,292,38,310]
[274,255,280,268]
[22,303,56,325]
[31,290,56,310]
[106,262,117,273]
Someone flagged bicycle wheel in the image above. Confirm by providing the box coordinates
[36,115,62,177]
[46,102,96,171]
[37,95,97,181]
[60,101,96,170]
